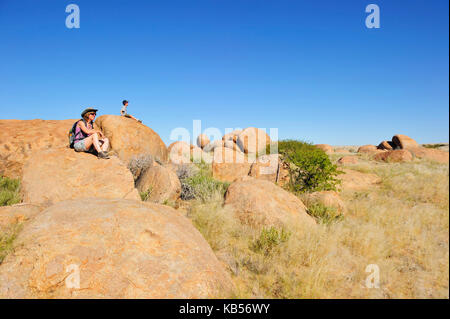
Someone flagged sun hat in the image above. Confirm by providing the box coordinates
[81,108,98,118]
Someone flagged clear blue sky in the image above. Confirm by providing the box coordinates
[0,0,448,146]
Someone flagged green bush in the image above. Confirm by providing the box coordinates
[180,162,229,202]
[251,226,291,256]
[0,223,22,264]
[0,177,21,207]
[307,203,343,225]
[268,140,341,193]
[423,143,446,149]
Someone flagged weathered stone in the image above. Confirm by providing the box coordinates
[21,148,139,204]
[0,198,233,298]
[136,165,181,203]
[95,115,168,164]
[224,176,316,228]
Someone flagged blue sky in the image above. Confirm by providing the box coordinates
[0,0,448,146]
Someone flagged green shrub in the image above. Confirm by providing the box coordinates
[180,162,229,202]
[139,186,152,201]
[0,177,21,207]
[251,226,291,256]
[423,143,446,149]
[307,203,343,225]
[0,223,22,264]
[268,140,341,193]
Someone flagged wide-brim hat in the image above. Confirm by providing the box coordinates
[81,108,98,118]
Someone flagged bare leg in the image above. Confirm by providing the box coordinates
[84,133,102,153]
[100,137,109,152]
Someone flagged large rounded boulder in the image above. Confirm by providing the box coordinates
[373,149,413,163]
[224,176,316,228]
[236,127,270,155]
[212,147,252,183]
[95,115,168,164]
[136,165,181,203]
[392,134,419,150]
[196,134,210,149]
[0,198,233,298]
[0,119,77,179]
[21,148,139,204]
[315,144,333,154]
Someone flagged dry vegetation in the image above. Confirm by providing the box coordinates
[186,155,449,298]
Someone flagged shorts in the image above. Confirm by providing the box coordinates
[73,139,87,152]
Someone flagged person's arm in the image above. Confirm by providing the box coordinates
[78,121,103,137]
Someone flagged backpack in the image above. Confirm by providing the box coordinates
[68,119,90,148]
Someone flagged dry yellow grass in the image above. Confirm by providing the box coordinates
[187,156,449,298]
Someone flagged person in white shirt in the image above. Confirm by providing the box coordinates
[120,100,142,123]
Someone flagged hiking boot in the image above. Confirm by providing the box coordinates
[98,151,110,159]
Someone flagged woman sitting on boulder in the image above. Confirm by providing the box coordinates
[73,108,110,159]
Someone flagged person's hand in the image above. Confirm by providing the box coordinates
[97,130,104,138]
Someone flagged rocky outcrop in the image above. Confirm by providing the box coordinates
[302,191,345,214]
[222,130,242,143]
[357,145,379,154]
[196,134,210,149]
[0,119,77,179]
[203,140,225,153]
[408,147,449,163]
[224,176,316,228]
[392,134,419,150]
[0,198,233,298]
[337,169,381,191]
[21,148,139,204]
[373,149,413,163]
[337,156,358,165]
[224,139,244,153]
[236,127,270,155]
[212,147,251,183]
[377,141,395,150]
[0,204,44,229]
[136,165,181,203]
[315,144,333,154]
[95,115,168,164]
[248,154,287,184]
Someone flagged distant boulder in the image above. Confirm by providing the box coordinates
[203,140,225,153]
[357,145,379,154]
[224,176,316,228]
[0,198,233,298]
[236,127,270,155]
[212,147,251,183]
[337,156,358,165]
[196,134,210,149]
[302,191,345,214]
[337,169,381,191]
[21,148,139,205]
[392,134,419,150]
[222,130,242,143]
[408,147,449,163]
[377,141,396,150]
[315,144,333,154]
[95,115,168,164]
[373,149,413,163]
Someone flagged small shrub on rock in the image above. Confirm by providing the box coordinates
[307,203,343,225]
[127,154,157,181]
[0,177,21,207]
[179,162,229,202]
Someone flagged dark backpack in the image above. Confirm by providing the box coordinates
[68,119,90,148]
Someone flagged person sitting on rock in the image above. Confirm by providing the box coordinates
[120,100,142,123]
[73,108,110,159]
